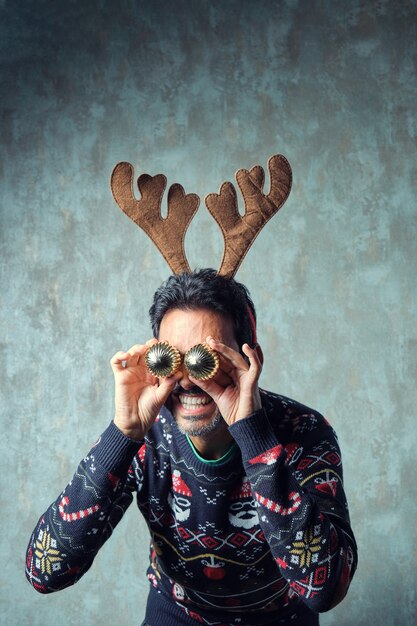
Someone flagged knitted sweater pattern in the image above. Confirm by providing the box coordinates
[25,390,357,625]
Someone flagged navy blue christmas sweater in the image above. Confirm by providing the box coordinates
[26,390,357,625]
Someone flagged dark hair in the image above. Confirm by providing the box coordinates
[149,268,257,348]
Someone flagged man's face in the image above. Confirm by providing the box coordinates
[158,308,239,438]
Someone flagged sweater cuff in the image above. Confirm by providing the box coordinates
[229,408,280,463]
[92,421,142,476]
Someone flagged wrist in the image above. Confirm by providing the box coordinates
[236,390,262,422]
[113,418,145,442]
[94,421,142,476]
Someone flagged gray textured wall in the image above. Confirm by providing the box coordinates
[1,1,416,624]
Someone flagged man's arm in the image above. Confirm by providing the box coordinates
[26,340,181,593]
[192,338,357,612]
[229,408,357,613]
[25,422,141,593]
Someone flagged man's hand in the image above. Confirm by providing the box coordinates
[110,339,181,441]
[189,337,262,426]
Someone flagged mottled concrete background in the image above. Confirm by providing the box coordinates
[1,1,416,624]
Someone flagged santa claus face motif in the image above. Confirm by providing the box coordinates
[168,492,191,521]
[228,476,259,528]
[168,469,193,521]
[228,499,259,528]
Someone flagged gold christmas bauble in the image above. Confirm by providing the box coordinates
[184,343,219,381]
[145,341,181,378]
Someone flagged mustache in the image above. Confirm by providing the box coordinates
[172,384,206,396]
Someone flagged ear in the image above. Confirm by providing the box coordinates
[253,343,264,365]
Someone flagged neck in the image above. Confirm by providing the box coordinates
[188,424,234,460]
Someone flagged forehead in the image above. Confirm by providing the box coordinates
[158,308,238,352]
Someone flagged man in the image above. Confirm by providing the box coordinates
[26,268,357,625]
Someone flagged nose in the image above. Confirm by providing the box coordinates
[177,363,194,390]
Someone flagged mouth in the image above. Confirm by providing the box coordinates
[172,387,215,417]
[178,394,212,408]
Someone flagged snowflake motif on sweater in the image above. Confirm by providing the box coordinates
[25,391,357,625]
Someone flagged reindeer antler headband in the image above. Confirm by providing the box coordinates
[110,154,292,278]
[111,155,292,379]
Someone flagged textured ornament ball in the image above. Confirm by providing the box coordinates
[145,342,181,378]
[184,343,219,381]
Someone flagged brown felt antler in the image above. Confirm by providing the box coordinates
[205,155,292,277]
[111,162,200,274]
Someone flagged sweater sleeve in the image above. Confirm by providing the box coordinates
[229,408,357,613]
[25,422,142,593]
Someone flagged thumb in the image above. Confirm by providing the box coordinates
[189,376,224,403]
[154,371,182,406]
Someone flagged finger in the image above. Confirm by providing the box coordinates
[213,363,234,387]
[127,343,147,357]
[154,370,182,405]
[212,355,239,387]
[188,375,225,403]
[242,343,262,378]
[123,345,146,368]
[110,350,132,372]
[111,342,150,372]
[129,339,158,371]
[127,340,161,367]
[206,337,249,371]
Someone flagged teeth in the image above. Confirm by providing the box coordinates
[179,395,212,407]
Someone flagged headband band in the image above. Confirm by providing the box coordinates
[247,305,258,345]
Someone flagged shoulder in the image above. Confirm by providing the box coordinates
[260,389,337,445]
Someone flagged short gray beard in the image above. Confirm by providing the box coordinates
[175,410,224,438]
